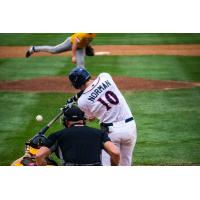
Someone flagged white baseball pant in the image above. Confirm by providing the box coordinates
[33,37,85,68]
[102,120,137,166]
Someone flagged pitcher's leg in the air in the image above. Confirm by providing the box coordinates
[25,37,72,57]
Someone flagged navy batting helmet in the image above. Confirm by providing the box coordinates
[69,67,91,89]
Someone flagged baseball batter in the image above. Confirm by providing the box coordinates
[68,67,137,166]
[25,33,96,68]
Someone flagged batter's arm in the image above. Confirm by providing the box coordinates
[65,90,84,105]
[77,99,96,121]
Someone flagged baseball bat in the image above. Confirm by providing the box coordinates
[36,90,84,136]
[37,110,63,135]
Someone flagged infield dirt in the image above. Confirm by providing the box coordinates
[0,76,200,93]
[1,44,200,58]
[0,45,200,92]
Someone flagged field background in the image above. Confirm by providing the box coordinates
[1,33,200,45]
[0,33,200,166]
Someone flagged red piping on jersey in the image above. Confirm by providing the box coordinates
[83,77,100,94]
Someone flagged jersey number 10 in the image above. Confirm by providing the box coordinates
[97,91,119,110]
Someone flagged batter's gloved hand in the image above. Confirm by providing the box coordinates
[86,45,94,56]
[63,91,84,112]
[66,98,75,106]
[63,101,74,112]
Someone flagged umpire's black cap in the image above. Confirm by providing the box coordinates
[63,106,85,121]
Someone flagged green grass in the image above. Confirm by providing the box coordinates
[0,57,71,80]
[1,33,200,46]
[125,88,200,165]
[0,92,40,164]
[0,88,200,165]
[1,56,200,82]
[86,56,200,82]
[0,92,72,165]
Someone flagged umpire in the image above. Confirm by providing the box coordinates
[36,106,120,166]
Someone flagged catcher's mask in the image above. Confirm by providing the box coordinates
[29,134,47,149]
[63,105,86,127]
[25,134,47,155]
[68,67,91,89]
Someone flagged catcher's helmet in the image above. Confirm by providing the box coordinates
[69,67,91,89]
[29,134,47,149]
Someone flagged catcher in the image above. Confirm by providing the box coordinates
[25,33,96,68]
[36,105,120,166]
[11,134,57,166]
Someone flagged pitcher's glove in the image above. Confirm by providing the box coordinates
[86,45,94,56]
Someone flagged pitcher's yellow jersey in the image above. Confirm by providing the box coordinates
[70,33,96,48]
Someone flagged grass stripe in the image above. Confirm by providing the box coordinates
[1,56,200,82]
[1,33,200,46]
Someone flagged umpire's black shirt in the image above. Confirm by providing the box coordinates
[45,125,110,165]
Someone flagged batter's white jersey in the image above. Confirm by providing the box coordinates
[78,73,133,123]
[78,73,137,166]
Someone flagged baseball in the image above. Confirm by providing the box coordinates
[36,114,43,122]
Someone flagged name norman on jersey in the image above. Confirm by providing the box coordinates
[87,79,111,102]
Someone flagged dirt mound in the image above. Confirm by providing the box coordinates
[0,76,199,93]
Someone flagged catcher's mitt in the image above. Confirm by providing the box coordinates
[85,45,94,56]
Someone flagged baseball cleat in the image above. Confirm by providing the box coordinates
[25,46,35,58]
